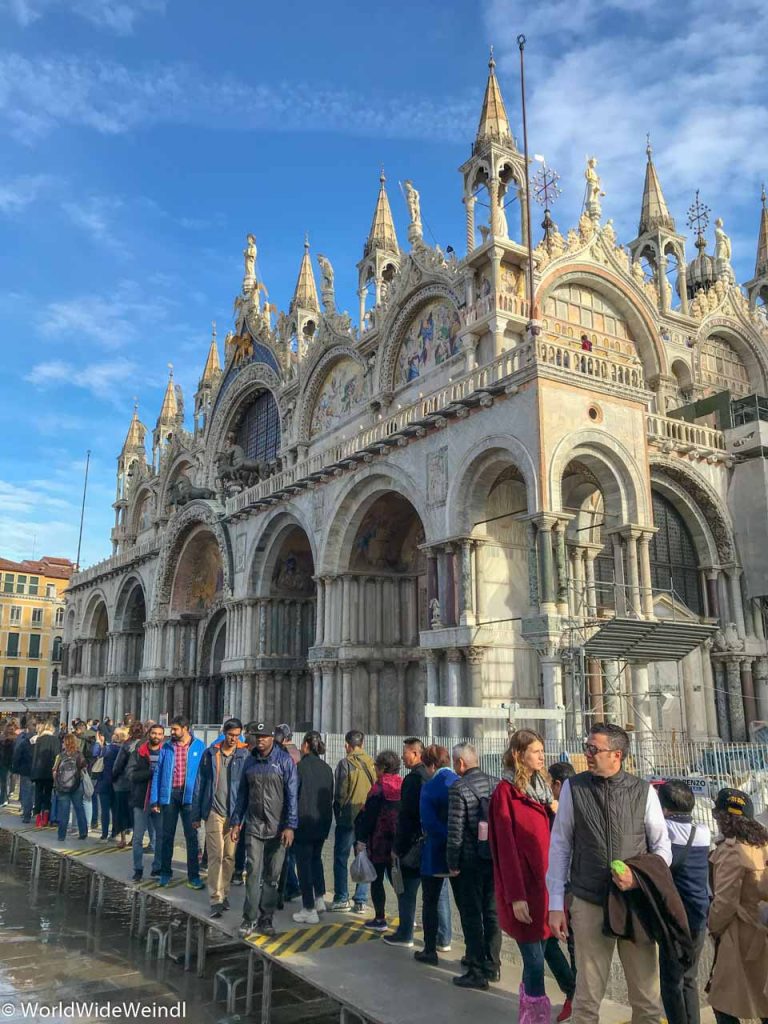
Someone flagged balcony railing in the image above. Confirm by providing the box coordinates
[68,537,161,589]
[647,413,726,452]
[536,338,645,391]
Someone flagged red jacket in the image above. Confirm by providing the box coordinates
[488,778,553,943]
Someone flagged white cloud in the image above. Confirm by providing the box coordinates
[26,356,137,399]
[0,0,166,33]
[37,280,175,348]
[63,194,125,247]
[0,52,476,144]
[0,173,51,213]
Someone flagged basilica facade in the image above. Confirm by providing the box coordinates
[60,58,768,745]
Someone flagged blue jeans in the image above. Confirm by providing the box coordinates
[282,846,300,899]
[0,765,10,804]
[56,787,88,841]
[50,791,59,824]
[98,789,113,838]
[517,938,576,999]
[132,807,159,874]
[395,870,452,944]
[333,824,369,903]
[19,776,34,821]
[159,788,200,881]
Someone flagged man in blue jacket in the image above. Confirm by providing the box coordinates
[150,715,205,889]
[11,717,36,823]
[230,721,298,938]
[192,718,250,918]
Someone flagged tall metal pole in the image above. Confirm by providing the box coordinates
[75,450,91,572]
[517,35,536,325]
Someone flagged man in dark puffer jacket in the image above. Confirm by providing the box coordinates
[446,741,500,990]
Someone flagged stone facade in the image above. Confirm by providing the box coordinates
[61,61,768,744]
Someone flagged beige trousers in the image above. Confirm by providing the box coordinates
[206,810,236,904]
[570,895,661,1024]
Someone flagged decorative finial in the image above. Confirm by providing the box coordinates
[380,166,386,185]
[687,189,711,252]
[762,183,767,211]
[646,133,652,160]
[211,320,216,341]
[133,395,138,413]
[168,362,174,379]
[489,44,495,70]
[304,231,310,251]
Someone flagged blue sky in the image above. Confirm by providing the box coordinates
[0,0,766,569]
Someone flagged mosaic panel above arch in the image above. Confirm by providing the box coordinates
[543,284,639,359]
[309,357,366,438]
[700,335,750,397]
[394,300,462,385]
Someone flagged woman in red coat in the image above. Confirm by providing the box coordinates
[489,730,576,1024]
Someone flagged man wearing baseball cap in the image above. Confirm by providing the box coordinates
[231,721,298,938]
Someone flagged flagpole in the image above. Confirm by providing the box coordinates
[75,450,91,572]
[517,34,536,325]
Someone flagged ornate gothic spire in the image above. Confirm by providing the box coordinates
[364,170,399,257]
[755,184,768,278]
[476,47,513,146]
[639,137,675,235]
[290,236,320,313]
[200,323,221,385]
[157,364,179,426]
[122,400,146,454]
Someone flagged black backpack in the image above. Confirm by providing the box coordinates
[54,753,81,795]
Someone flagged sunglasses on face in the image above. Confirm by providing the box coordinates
[583,742,615,756]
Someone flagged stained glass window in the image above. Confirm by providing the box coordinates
[236,390,280,463]
[649,492,701,613]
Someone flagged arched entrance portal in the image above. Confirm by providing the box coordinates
[110,580,147,721]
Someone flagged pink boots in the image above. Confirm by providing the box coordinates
[519,984,552,1024]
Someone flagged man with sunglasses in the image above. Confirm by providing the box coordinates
[546,723,671,1024]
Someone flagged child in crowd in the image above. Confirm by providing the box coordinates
[657,780,711,1024]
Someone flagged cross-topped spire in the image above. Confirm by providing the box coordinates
[687,190,711,252]
[756,183,768,278]
[157,363,179,424]
[364,170,399,257]
[476,45,513,146]
[638,135,675,235]
[200,323,221,386]
[121,401,145,453]
[290,234,320,313]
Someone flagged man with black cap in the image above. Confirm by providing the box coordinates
[231,721,298,938]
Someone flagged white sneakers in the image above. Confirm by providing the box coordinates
[292,908,320,925]
[315,897,327,913]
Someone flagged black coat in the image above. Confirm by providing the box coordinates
[11,730,34,776]
[30,733,60,782]
[446,767,498,871]
[295,753,334,843]
[394,762,429,860]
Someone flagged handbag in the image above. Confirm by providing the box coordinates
[91,756,104,776]
[400,836,424,871]
[81,771,94,799]
[350,848,378,884]
[391,855,405,896]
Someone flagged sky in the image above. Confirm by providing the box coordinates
[0,0,766,571]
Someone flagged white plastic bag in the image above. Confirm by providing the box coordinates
[350,847,377,884]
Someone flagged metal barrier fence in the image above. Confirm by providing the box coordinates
[193,725,768,829]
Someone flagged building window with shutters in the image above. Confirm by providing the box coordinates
[55,607,64,628]
[51,668,59,697]
[2,667,19,697]
[25,667,38,697]
[3,574,14,594]
[6,632,19,657]
[28,576,39,596]
[15,574,26,594]
[10,606,21,624]
[31,607,43,625]
[52,636,62,662]
[28,634,41,659]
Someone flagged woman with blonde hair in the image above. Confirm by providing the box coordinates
[489,729,576,1024]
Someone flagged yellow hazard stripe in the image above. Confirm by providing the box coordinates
[245,921,381,958]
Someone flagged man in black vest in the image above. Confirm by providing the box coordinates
[547,723,671,1024]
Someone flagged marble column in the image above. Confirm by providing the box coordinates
[474,544,487,625]
[374,579,384,644]
[444,545,458,627]
[320,661,335,732]
[459,541,476,627]
[611,534,627,617]
[341,579,352,644]
[427,551,439,621]
[740,660,758,732]
[725,658,746,741]
[726,568,747,638]
[466,647,485,737]
[705,570,720,620]
[195,679,206,725]
[537,521,556,611]
[394,663,407,732]
[631,664,653,767]
[554,522,569,616]
[367,661,382,733]
[445,649,463,736]
[540,654,565,743]
[638,534,654,618]
[700,645,719,739]
[624,530,642,618]
[241,674,254,724]
[602,660,622,723]
[585,552,598,617]
[341,666,353,731]
[311,666,322,729]
[713,659,730,741]
[424,650,439,706]
[755,657,768,722]
[526,523,540,611]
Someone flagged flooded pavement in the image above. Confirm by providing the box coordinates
[0,833,338,1024]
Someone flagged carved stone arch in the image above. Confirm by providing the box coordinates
[538,262,669,380]
[296,345,369,444]
[198,606,227,679]
[378,284,463,395]
[648,468,719,567]
[695,316,767,394]
[127,482,157,539]
[447,434,540,535]
[247,504,318,597]
[549,429,650,525]
[204,362,284,486]
[153,500,233,612]
[497,157,525,189]
[649,456,735,563]
[114,574,148,631]
[82,588,111,636]
[320,467,431,576]
[466,160,492,194]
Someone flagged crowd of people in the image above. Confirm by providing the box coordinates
[1,715,767,1024]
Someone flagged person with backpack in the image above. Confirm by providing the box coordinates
[128,723,165,881]
[354,749,403,932]
[656,780,711,1024]
[446,741,501,990]
[331,730,376,913]
[31,720,59,828]
[12,716,36,823]
[52,733,88,841]
[96,726,128,842]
